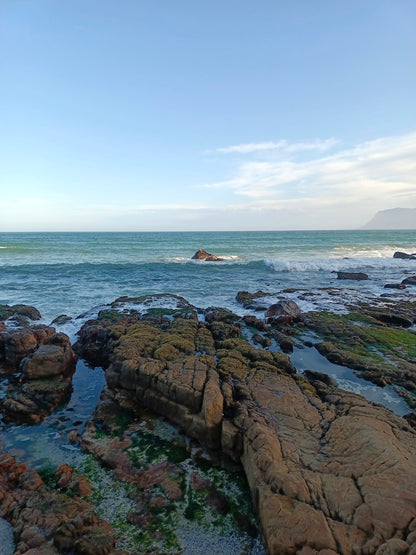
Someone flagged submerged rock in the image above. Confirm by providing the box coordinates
[402,276,416,286]
[336,271,369,280]
[393,251,416,259]
[191,249,225,261]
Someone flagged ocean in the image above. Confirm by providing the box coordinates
[1,229,415,323]
[1,229,415,554]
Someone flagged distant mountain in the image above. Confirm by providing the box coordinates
[363,208,416,229]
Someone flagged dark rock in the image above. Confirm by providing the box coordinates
[191,249,224,261]
[265,300,301,320]
[394,251,416,260]
[367,311,413,328]
[402,276,416,286]
[303,370,336,387]
[0,304,41,321]
[51,314,72,325]
[268,330,295,353]
[337,271,369,280]
[242,315,268,331]
[252,333,271,348]
[236,290,270,309]
[384,283,406,289]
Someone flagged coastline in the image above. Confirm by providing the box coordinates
[1,285,416,553]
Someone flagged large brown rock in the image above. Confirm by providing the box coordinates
[265,300,301,321]
[0,325,77,423]
[76,304,416,555]
[21,333,76,379]
[191,248,225,261]
[0,449,116,555]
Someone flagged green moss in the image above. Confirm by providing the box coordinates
[127,431,190,468]
[304,310,416,392]
[37,465,57,487]
[96,309,131,324]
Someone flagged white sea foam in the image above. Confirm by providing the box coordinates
[265,255,416,273]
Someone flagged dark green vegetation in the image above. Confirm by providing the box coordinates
[85,413,259,553]
[302,306,416,402]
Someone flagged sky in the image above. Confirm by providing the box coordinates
[1,0,415,231]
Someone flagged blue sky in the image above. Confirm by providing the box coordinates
[1,0,415,231]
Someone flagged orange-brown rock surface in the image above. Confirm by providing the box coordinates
[76,306,416,554]
[0,449,116,554]
[0,323,77,423]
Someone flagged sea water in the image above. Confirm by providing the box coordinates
[1,230,415,322]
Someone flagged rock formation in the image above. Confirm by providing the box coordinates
[0,449,116,554]
[191,249,225,261]
[394,251,416,260]
[336,271,369,281]
[402,276,416,286]
[76,300,416,554]
[0,320,77,423]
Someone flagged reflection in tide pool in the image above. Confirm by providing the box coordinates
[291,345,410,416]
[0,360,105,468]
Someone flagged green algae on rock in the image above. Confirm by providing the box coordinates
[75,296,416,554]
[302,309,416,396]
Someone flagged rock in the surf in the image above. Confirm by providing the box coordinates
[402,276,416,286]
[0,320,77,423]
[393,251,416,260]
[336,271,369,280]
[191,249,225,261]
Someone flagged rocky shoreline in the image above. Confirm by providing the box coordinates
[1,289,416,554]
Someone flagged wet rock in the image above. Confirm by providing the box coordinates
[191,249,225,261]
[51,314,72,326]
[0,449,116,554]
[384,283,406,289]
[265,300,301,324]
[268,329,295,353]
[0,326,77,424]
[236,290,270,310]
[336,271,369,280]
[252,333,271,348]
[242,314,268,331]
[393,251,416,259]
[21,333,76,379]
[303,307,416,395]
[0,304,41,322]
[367,311,413,328]
[402,276,416,286]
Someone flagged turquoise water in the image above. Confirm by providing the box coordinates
[0,230,415,321]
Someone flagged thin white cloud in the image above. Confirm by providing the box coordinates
[203,132,416,207]
[213,138,339,155]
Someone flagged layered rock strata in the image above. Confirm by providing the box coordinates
[76,304,416,554]
[0,448,116,554]
[0,321,77,423]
